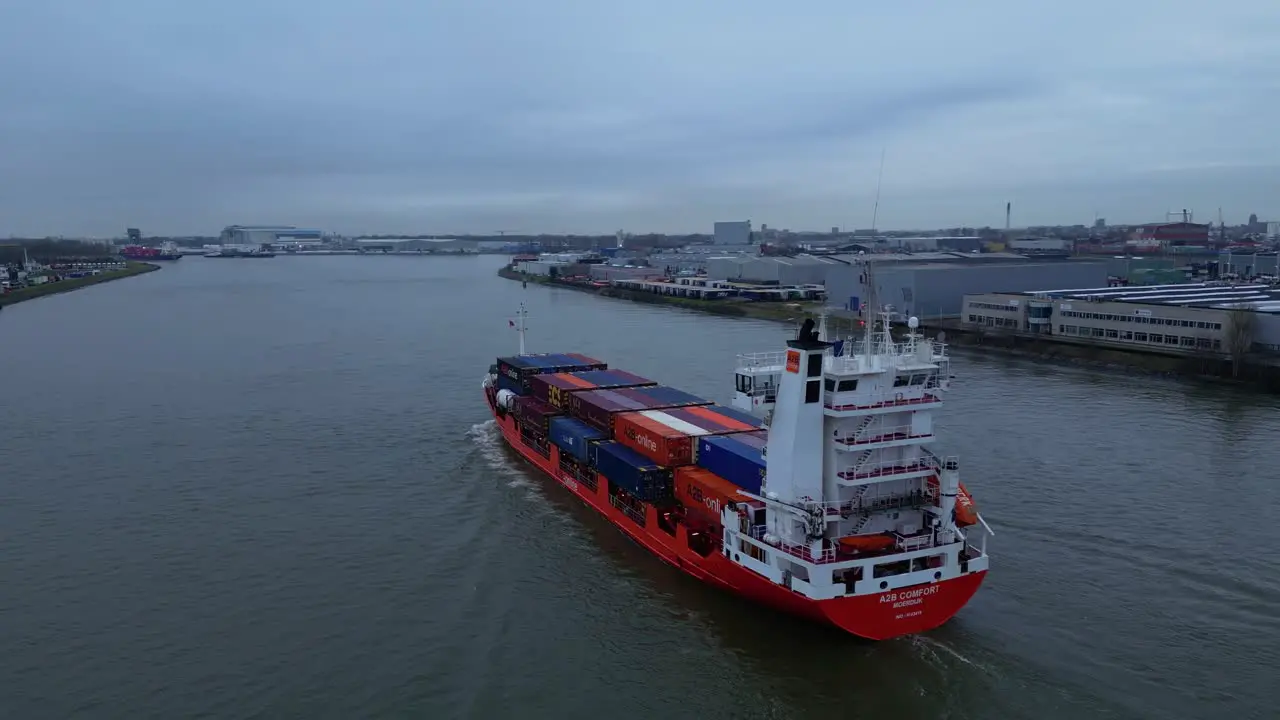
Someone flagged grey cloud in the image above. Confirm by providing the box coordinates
[0,0,1277,236]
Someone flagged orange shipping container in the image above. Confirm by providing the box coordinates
[614,411,700,466]
[675,466,748,522]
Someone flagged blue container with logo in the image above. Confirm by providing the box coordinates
[548,416,607,463]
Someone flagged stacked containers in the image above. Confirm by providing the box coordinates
[569,385,711,432]
[675,466,748,523]
[529,369,655,410]
[590,441,674,503]
[696,434,767,495]
[495,353,608,393]
[512,396,560,434]
[657,405,764,435]
[613,410,709,466]
[612,385,710,409]
[548,416,607,463]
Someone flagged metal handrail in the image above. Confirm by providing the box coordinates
[824,390,943,412]
[609,494,646,526]
[835,422,932,445]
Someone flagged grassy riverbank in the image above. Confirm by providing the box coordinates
[0,262,160,308]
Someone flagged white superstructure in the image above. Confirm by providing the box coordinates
[720,264,991,602]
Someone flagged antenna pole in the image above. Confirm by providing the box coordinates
[517,303,528,355]
[870,148,886,234]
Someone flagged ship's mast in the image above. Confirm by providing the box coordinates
[862,257,876,358]
[515,303,528,355]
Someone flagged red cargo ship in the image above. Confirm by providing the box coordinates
[483,303,991,641]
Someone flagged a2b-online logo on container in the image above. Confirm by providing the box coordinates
[624,426,658,453]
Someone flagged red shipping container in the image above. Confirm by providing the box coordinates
[675,466,748,522]
[614,411,704,466]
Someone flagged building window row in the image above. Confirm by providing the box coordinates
[968,314,1018,328]
[1059,310,1221,330]
[968,302,1018,312]
[1056,325,1220,351]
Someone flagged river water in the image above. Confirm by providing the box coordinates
[1,255,1276,720]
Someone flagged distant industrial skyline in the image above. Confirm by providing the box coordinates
[1,1,1276,237]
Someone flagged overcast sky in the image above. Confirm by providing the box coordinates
[1,1,1277,237]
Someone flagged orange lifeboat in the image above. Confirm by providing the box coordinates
[926,476,980,527]
[838,534,897,553]
[955,484,979,527]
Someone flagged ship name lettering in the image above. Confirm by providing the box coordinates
[878,585,940,604]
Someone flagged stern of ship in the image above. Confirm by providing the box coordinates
[816,571,987,640]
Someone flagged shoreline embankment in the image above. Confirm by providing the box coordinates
[498,265,1280,392]
[0,262,160,309]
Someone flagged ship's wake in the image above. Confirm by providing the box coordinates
[911,634,996,677]
[466,419,573,523]
[466,419,525,484]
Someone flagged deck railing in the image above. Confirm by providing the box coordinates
[609,494,646,527]
[824,390,943,413]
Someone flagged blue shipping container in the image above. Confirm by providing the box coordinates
[592,441,673,503]
[548,416,606,463]
[496,374,524,395]
[567,369,655,387]
[624,385,710,408]
[696,435,766,495]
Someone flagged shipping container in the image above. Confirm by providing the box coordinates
[496,353,607,389]
[675,466,748,522]
[729,429,769,451]
[512,396,560,434]
[563,353,608,370]
[496,374,524,396]
[569,369,654,388]
[614,411,706,466]
[590,441,674,503]
[612,385,711,409]
[660,405,762,435]
[548,416,607,463]
[696,435,766,495]
[567,388,645,430]
[528,368,656,409]
[695,404,765,429]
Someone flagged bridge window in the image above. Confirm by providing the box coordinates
[807,353,823,378]
[735,373,752,392]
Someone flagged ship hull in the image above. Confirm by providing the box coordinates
[485,390,985,641]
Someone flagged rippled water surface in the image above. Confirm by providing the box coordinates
[1,255,1277,719]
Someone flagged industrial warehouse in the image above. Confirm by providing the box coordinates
[700,252,1110,318]
[962,283,1280,354]
[514,249,1113,316]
